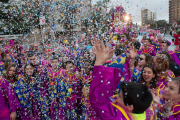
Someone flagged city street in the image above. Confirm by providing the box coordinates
[1,0,180,120]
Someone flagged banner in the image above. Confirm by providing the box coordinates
[51,23,56,31]
[39,16,46,25]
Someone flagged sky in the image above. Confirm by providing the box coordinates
[92,0,169,25]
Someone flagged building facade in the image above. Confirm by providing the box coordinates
[141,8,156,26]
[169,0,180,24]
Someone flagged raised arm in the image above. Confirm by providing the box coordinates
[89,39,124,119]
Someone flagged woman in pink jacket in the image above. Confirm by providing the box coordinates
[89,39,153,120]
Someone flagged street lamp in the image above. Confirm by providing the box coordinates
[124,15,130,21]
[124,14,131,36]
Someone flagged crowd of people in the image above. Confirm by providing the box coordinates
[0,29,180,120]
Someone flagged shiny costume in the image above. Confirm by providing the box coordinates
[47,67,67,120]
[14,76,41,120]
[81,70,93,84]
[157,70,175,91]
[0,61,4,75]
[139,46,156,56]
[167,50,180,67]
[159,95,180,120]
[64,72,82,120]
[81,94,99,120]
[33,60,50,119]
[174,46,180,60]
[105,53,131,82]
[152,39,160,52]
[132,67,141,82]
[90,66,147,120]
[0,77,21,120]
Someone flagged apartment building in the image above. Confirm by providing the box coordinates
[141,8,156,26]
[169,0,180,24]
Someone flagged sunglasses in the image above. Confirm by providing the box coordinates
[139,57,144,61]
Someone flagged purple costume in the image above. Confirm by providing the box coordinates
[168,50,180,67]
[157,70,175,91]
[174,46,180,61]
[0,77,21,120]
[47,68,67,120]
[89,66,133,120]
[159,99,180,120]
[81,70,93,84]
[15,76,42,120]
[81,94,99,120]
[139,46,156,56]
[64,72,82,120]
[35,60,50,119]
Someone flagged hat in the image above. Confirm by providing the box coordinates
[161,40,171,46]
[10,40,14,46]
[157,34,163,38]
[4,46,11,53]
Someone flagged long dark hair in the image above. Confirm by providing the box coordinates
[141,53,153,66]
[134,54,140,67]
[115,44,126,56]
[155,54,169,73]
[3,64,18,82]
[3,59,12,71]
[24,63,36,84]
[159,51,172,63]
[83,59,93,75]
[140,65,158,89]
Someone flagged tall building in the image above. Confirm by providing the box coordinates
[141,8,156,26]
[169,0,180,24]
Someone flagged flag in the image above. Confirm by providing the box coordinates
[39,16,46,25]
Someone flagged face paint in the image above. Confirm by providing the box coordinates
[163,48,165,51]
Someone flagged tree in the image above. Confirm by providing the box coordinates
[156,20,167,28]
[177,19,180,25]
[57,0,79,36]
[150,23,156,29]
[0,0,9,3]
[81,1,110,35]
[0,1,40,35]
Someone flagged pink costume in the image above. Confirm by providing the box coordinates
[47,67,67,120]
[89,66,133,120]
[81,70,93,84]
[63,72,82,120]
[81,94,99,120]
[167,50,180,67]
[159,98,180,120]
[35,60,50,119]
[139,46,156,56]
[0,77,21,120]
[15,76,41,120]
[157,70,175,91]
[174,46,180,60]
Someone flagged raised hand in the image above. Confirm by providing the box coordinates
[151,89,160,104]
[129,48,137,59]
[163,98,173,110]
[94,39,114,66]
[10,111,17,120]
[163,98,173,118]
[73,50,77,57]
